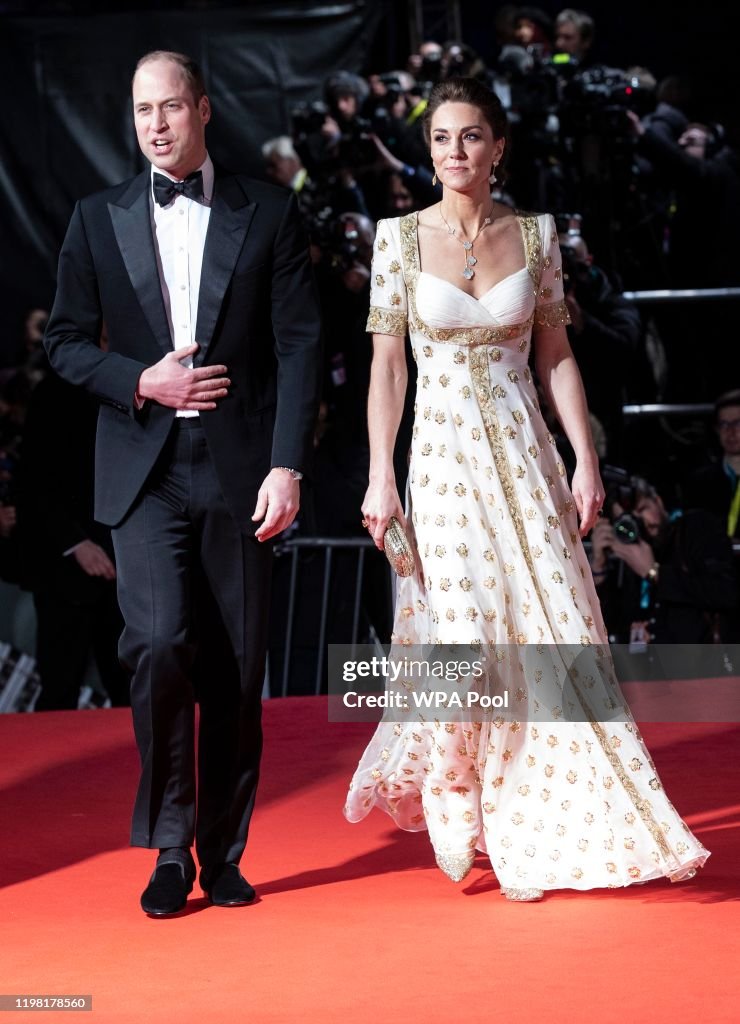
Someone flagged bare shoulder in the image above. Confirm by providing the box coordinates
[492,201,520,223]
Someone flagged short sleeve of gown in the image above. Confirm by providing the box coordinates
[533,214,572,329]
[366,218,408,337]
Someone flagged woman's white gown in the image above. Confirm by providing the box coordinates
[343,211,709,891]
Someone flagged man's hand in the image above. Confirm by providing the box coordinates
[252,468,300,541]
[369,133,404,174]
[625,109,645,138]
[137,343,230,410]
[589,518,613,571]
[73,539,116,580]
[607,536,655,578]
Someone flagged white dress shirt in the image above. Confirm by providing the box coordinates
[150,153,214,417]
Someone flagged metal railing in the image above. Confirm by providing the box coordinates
[622,403,714,417]
[622,287,740,304]
[276,536,390,697]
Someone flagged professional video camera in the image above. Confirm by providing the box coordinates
[560,66,654,140]
[494,45,565,122]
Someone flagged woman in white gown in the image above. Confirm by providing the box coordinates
[343,77,709,900]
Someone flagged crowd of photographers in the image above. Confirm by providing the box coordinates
[1,5,739,707]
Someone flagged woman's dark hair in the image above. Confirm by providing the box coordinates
[422,77,510,182]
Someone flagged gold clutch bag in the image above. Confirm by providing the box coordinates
[383,516,415,577]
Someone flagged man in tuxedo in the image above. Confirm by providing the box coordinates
[44,51,322,915]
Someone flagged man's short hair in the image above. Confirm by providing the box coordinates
[714,389,740,420]
[261,136,299,162]
[133,51,206,103]
[555,8,595,44]
[631,476,659,503]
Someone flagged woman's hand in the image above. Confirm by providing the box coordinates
[571,459,605,537]
[361,479,404,551]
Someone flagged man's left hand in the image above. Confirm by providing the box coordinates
[609,537,655,577]
[252,468,300,541]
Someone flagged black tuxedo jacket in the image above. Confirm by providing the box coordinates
[44,168,322,531]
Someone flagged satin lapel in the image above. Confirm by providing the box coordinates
[194,178,256,363]
[108,173,172,355]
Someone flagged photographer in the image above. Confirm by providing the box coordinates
[590,477,736,644]
[631,100,740,288]
[554,8,595,65]
[558,222,645,459]
[262,135,307,192]
[630,98,740,395]
[684,389,740,539]
[289,74,374,226]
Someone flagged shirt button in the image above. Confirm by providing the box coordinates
[180,285,186,290]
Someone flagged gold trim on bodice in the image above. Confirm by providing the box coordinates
[399,212,540,347]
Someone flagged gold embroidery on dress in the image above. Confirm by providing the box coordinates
[367,306,407,335]
[516,213,542,293]
[535,299,571,329]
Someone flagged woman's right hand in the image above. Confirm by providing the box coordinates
[361,479,404,551]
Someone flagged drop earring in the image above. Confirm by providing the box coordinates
[489,163,498,185]
[432,170,438,186]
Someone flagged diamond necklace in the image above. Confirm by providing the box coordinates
[438,203,495,280]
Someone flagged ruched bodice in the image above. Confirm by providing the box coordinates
[415,267,535,329]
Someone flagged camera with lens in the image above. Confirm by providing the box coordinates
[560,66,654,140]
[322,214,372,278]
[291,100,334,174]
[337,116,379,169]
[601,467,646,545]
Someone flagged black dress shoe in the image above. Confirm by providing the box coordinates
[140,859,195,916]
[200,863,256,907]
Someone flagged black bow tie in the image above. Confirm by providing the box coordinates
[152,170,204,207]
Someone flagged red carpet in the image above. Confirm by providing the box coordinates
[0,700,738,1023]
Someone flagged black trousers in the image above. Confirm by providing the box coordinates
[112,419,272,868]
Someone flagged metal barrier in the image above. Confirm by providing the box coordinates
[622,287,740,304]
[275,536,390,697]
[622,403,714,417]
